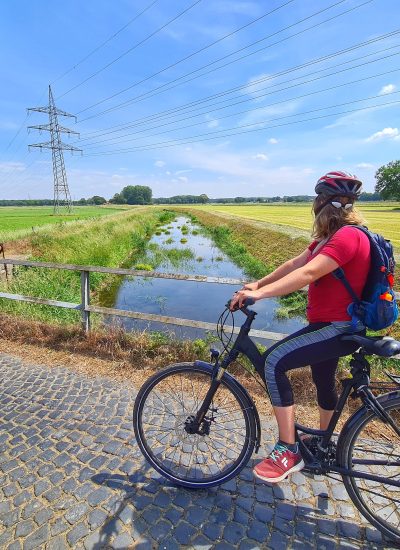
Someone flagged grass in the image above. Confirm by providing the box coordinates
[135,241,195,270]
[0,208,173,324]
[184,202,400,250]
[0,205,127,243]
[172,207,307,276]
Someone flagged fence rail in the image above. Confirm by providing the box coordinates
[1,259,399,346]
[0,258,287,341]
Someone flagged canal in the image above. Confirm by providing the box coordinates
[103,216,306,343]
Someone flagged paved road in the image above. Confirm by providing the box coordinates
[0,353,397,549]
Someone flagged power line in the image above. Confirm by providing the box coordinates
[51,0,161,86]
[75,0,296,115]
[57,0,203,100]
[74,30,400,143]
[77,48,400,148]
[3,2,161,158]
[78,0,372,122]
[81,65,400,150]
[84,93,400,155]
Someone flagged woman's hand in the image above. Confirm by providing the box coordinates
[229,289,261,311]
[242,281,259,291]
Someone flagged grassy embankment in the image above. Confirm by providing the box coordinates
[0,207,175,324]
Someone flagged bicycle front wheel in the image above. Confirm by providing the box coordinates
[133,362,257,488]
[337,393,400,543]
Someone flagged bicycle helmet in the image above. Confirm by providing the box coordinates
[315,171,362,198]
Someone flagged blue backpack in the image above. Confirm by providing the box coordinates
[333,226,398,331]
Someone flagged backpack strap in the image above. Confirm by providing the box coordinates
[332,267,361,303]
[331,224,370,304]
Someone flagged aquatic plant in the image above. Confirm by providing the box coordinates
[134,263,154,271]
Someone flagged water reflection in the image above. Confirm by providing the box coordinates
[106,217,306,342]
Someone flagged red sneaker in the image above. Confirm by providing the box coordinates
[253,443,304,483]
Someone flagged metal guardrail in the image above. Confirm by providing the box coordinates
[0,259,288,341]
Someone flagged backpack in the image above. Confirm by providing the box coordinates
[332,226,398,331]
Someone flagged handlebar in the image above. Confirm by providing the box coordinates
[226,297,256,315]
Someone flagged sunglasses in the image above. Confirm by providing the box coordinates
[330,201,353,210]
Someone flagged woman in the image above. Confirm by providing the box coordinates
[230,171,370,483]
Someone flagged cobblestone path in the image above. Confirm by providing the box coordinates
[0,353,397,549]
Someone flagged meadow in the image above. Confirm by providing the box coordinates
[0,205,127,242]
[186,203,400,250]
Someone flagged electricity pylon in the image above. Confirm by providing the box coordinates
[28,85,82,214]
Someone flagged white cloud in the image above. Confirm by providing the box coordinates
[178,176,188,183]
[242,73,272,99]
[356,163,374,169]
[240,100,300,126]
[154,160,166,168]
[379,84,396,95]
[175,169,192,176]
[207,119,219,129]
[268,138,278,144]
[252,153,268,161]
[365,127,400,142]
[0,161,25,173]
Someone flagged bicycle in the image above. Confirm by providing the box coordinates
[133,299,400,542]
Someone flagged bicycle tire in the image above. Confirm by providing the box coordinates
[133,362,257,488]
[337,392,400,543]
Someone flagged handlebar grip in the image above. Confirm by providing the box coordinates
[226,297,255,310]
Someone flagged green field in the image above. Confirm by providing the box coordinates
[187,203,400,249]
[0,205,128,242]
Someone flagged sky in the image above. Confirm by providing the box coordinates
[1,0,399,200]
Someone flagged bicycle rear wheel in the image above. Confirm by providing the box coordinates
[133,362,257,488]
[337,393,400,543]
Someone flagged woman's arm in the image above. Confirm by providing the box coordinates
[244,248,310,290]
[232,253,339,308]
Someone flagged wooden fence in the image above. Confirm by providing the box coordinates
[2,259,399,347]
[0,259,288,341]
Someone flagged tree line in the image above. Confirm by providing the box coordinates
[1,161,399,206]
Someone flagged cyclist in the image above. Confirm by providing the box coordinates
[230,171,370,483]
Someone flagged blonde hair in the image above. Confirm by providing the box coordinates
[312,194,365,240]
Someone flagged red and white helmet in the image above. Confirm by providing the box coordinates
[315,171,362,198]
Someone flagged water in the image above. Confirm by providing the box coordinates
[105,216,306,343]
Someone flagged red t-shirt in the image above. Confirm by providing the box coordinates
[306,226,370,322]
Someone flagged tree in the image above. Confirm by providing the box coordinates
[199,193,209,204]
[87,195,106,205]
[375,160,400,200]
[121,185,152,204]
[109,193,126,204]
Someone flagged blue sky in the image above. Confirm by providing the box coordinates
[1,0,399,200]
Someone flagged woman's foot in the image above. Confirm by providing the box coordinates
[253,442,304,483]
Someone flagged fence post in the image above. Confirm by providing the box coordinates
[80,270,90,332]
[0,243,9,283]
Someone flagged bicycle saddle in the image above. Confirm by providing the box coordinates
[341,334,400,357]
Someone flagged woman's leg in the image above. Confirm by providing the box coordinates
[311,358,339,430]
[255,323,361,483]
[273,404,296,444]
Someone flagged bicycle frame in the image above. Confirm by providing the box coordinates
[192,306,400,488]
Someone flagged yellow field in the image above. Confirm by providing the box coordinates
[186,203,400,249]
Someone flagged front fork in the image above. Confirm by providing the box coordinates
[192,349,239,431]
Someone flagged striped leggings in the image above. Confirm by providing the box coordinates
[264,321,365,409]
